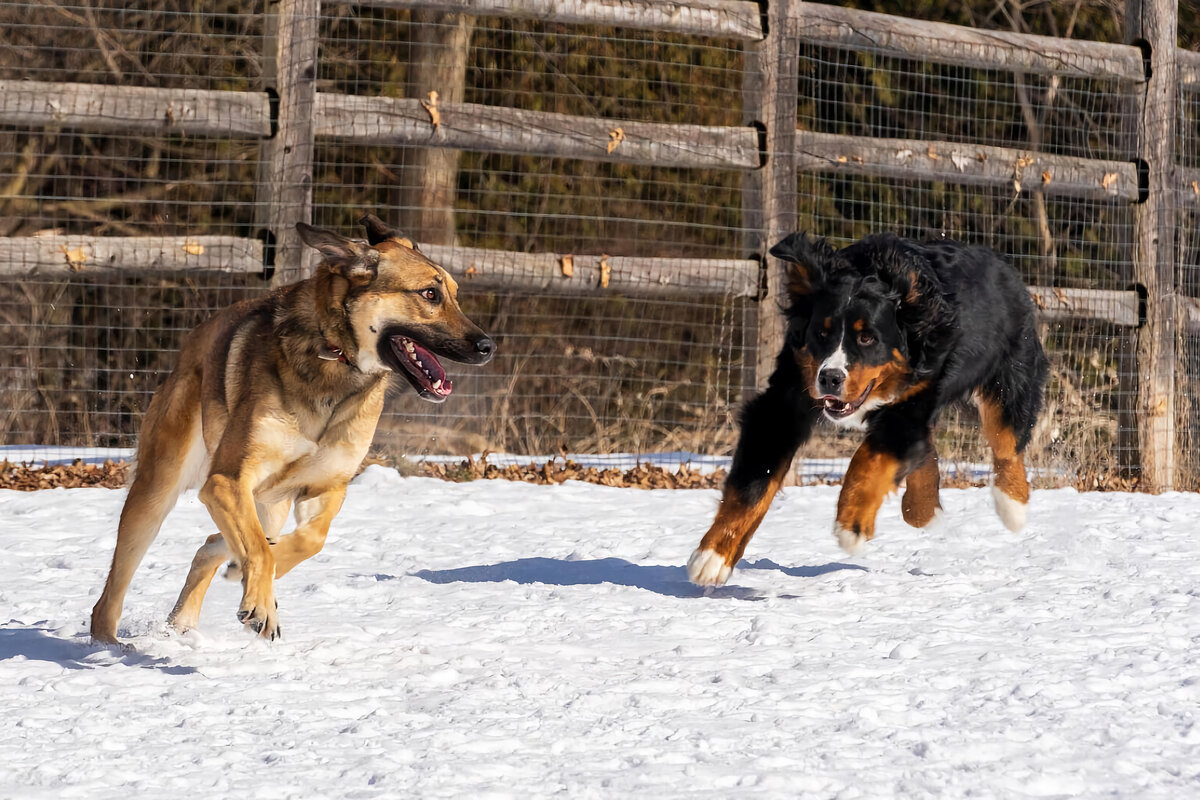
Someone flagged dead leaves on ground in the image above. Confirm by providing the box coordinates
[0,459,128,490]
[0,457,725,492]
[417,456,724,489]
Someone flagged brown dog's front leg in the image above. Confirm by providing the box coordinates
[270,485,347,578]
[199,473,280,640]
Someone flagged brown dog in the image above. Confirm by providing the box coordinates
[91,214,494,643]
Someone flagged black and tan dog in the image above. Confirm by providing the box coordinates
[688,232,1048,586]
[91,214,494,642]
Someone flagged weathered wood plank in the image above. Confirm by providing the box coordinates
[1125,0,1177,490]
[755,0,803,393]
[795,130,1140,202]
[315,93,760,169]
[0,236,263,276]
[344,0,764,40]
[1178,167,1200,204]
[791,3,1145,81]
[0,232,1144,328]
[418,243,760,296]
[0,80,270,138]
[1178,48,1200,84]
[1181,296,1200,328]
[1027,286,1140,327]
[260,0,319,285]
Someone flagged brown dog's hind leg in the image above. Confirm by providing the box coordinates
[167,533,230,634]
[91,378,205,644]
[901,442,942,529]
[976,394,1030,532]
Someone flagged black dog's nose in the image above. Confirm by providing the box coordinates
[818,368,845,396]
[474,336,496,363]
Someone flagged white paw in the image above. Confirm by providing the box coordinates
[834,523,867,555]
[991,484,1027,532]
[222,560,243,582]
[687,548,732,586]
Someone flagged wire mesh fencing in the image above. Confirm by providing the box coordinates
[0,0,1196,489]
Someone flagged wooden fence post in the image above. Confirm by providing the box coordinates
[1125,0,1178,490]
[260,0,320,286]
[753,0,801,390]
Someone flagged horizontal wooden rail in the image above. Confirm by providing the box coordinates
[344,0,764,40]
[1182,296,1200,328]
[1179,49,1200,84]
[0,236,263,276]
[0,233,1147,328]
[1028,286,1139,327]
[1178,167,1200,205]
[316,93,760,169]
[791,3,1145,81]
[0,80,271,138]
[796,130,1140,202]
[418,243,760,296]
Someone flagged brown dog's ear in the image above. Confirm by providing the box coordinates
[296,222,379,281]
[358,212,419,250]
[770,232,838,298]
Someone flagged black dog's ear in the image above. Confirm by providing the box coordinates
[358,212,419,250]
[770,233,839,298]
[296,222,379,282]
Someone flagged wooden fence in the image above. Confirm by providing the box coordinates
[1,0,1195,489]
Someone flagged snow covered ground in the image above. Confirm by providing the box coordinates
[2,466,1198,798]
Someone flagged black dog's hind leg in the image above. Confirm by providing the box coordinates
[688,359,819,586]
[974,329,1047,532]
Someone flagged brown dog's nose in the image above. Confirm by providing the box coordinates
[474,336,496,363]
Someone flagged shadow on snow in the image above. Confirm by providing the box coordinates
[0,625,196,674]
[406,557,866,600]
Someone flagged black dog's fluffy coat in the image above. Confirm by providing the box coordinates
[687,232,1049,587]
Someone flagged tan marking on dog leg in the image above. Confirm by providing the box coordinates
[901,445,942,529]
[167,533,231,634]
[688,469,788,586]
[977,396,1030,532]
[835,444,902,553]
[272,486,346,578]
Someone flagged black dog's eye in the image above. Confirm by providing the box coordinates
[420,287,440,303]
[857,332,876,347]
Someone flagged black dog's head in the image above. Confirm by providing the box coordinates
[771,232,956,427]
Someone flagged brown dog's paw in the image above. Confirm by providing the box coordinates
[237,604,281,641]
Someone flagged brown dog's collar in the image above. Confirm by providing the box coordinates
[318,342,350,364]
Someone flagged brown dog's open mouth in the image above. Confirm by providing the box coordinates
[821,380,875,420]
[389,335,453,401]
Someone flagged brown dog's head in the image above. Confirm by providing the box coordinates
[296,216,494,402]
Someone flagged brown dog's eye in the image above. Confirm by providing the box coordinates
[420,287,440,303]
[857,332,876,347]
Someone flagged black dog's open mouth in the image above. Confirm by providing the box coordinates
[821,380,875,420]
[388,335,452,402]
